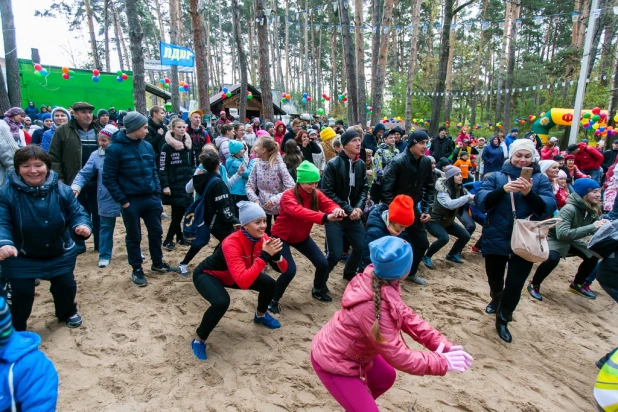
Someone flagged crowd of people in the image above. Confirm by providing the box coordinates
[0,100,615,410]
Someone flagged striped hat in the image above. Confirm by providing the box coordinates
[0,297,14,348]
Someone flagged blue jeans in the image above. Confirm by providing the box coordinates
[274,237,329,300]
[74,180,100,251]
[425,220,471,257]
[586,262,599,285]
[325,219,366,280]
[120,195,163,269]
[582,169,601,184]
[99,216,116,260]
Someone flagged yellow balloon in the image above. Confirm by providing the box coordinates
[592,123,600,130]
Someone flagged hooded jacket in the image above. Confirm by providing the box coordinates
[311,268,452,379]
[49,118,102,184]
[159,132,195,207]
[192,171,239,240]
[548,192,600,259]
[362,123,385,155]
[372,143,399,185]
[430,135,455,160]
[0,121,18,189]
[540,145,560,161]
[321,151,369,216]
[245,154,295,215]
[574,142,604,171]
[187,125,211,162]
[381,151,435,214]
[274,121,287,150]
[24,103,39,120]
[72,148,121,218]
[481,137,505,174]
[226,156,254,196]
[146,117,168,158]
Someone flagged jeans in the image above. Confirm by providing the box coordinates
[10,271,77,331]
[99,216,116,260]
[484,254,534,313]
[599,283,618,303]
[274,237,329,301]
[165,204,187,242]
[193,270,275,340]
[311,353,395,412]
[404,213,429,276]
[120,195,164,269]
[425,221,471,257]
[74,180,100,251]
[325,219,366,279]
[531,248,598,286]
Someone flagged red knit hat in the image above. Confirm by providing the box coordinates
[388,195,415,226]
[565,154,575,160]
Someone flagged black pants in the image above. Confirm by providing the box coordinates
[75,180,100,251]
[370,184,382,205]
[231,194,248,217]
[325,219,366,279]
[274,237,329,301]
[457,210,477,236]
[266,214,278,236]
[193,270,275,340]
[425,221,471,257]
[404,213,429,276]
[531,248,599,286]
[10,272,77,331]
[484,254,534,313]
[165,204,187,243]
[180,229,233,265]
[120,195,164,269]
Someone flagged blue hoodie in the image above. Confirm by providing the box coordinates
[0,331,58,411]
[360,203,407,271]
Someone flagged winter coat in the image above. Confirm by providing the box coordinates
[49,118,102,185]
[72,148,121,218]
[0,331,58,411]
[192,171,239,240]
[322,152,369,216]
[574,142,604,171]
[226,156,254,196]
[271,187,338,244]
[246,154,295,215]
[24,105,39,120]
[362,123,385,155]
[0,120,26,149]
[548,192,600,259]
[102,130,161,206]
[321,138,338,164]
[451,145,479,161]
[504,133,517,149]
[481,140,505,174]
[430,178,470,227]
[274,121,287,150]
[556,187,569,210]
[146,118,168,158]
[452,159,474,179]
[360,204,407,270]
[214,136,231,165]
[603,149,618,172]
[372,143,399,185]
[30,126,49,146]
[475,162,556,256]
[430,136,454,161]
[381,151,435,213]
[395,139,407,154]
[541,145,560,161]
[311,268,452,379]
[283,129,297,150]
[197,230,288,289]
[0,121,18,188]
[41,124,57,153]
[159,132,195,207]
[299,140,323,165]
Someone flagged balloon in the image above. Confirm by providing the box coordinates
[62,67,69,74]
[317,108,324,115]
[282,92,287,97]
[178,86,184,92]
[184,84,190,90]
[303,93,308,98]
[121,73,128,80]
[164,78,170,84]
[92,76,100,83]
[226,92,232,97]
[68,70,75,78]
[34,64,43,71]
[592,107,601,115]
[180,81,185,86]
[592,114,601,122]
[221,92,226,98]
[302,98,307,103]
[117,76,123,82]
[34,71,42,77]
[93,69,100,76]
[321,97,325,102]
[116,70,123,76]
[325,97,330,101]
[163,83,169,89]
[223,87,229,93]
[247,93,253,100]
[592,123,600,130]
[159,79,165,84]
[307,97,312,102]
[343,98,348,102]
[286,94,291,99]
[282,97,287,103]
[62,73,69,80]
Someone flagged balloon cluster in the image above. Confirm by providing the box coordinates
[365,104,372,115]
[317,108,324,115]
[581,107,614,138]
[528,114,537,122]
[116,70,128,83]
[33,64,48,77]
[383,116,404,124]
[412,118,430,126]
[60,67,75,80]
[92,69,101,83]
[444,121,450,128]
[475,124,482,130]
[220,87,232,99]
[247,91,253,100]
[515,118,527,125]
[338,92,348,103]
[158,78,171,89]
[178,81,190,93]
[302,92,312,104]
[281,92,292,103]
[321,93,331,102]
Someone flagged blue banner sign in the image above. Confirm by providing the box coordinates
[159,42,195,67]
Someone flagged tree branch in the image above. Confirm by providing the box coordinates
[453,0,476,16]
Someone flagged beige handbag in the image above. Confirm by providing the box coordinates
[509,180,561,263]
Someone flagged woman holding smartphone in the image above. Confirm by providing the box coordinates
[475,139,556,343]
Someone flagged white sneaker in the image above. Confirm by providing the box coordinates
[162,212,171,219]
[177,263,189,277]
[409,274,428,285]
[98,259,110,268]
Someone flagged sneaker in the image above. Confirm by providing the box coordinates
[191,339,208,360]
[527,283,543,301]
[163,240,175,251]
[34,278,40,286]
[267,300,281,314]
[162,212,171,219]
[471,246,482,254]
[569,282,596,299]
[445,253,463,264]
[422,256,435,269]
[583,282,597,298]
[151,262,178,273]
[98,259,110,268]
[66,314,83,328]
[177,263,189,277]
[311,288,333,302]
[254,312,281,329]
[132,268,148,287]
[409,274,428,285]
[177,238,190,247]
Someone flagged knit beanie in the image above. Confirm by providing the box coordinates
[388,195,415,226]
[97,109,109,120]
[238,200,266,226]
[538,160,557,174]
[573,178,600,198]
[4,107,25,118]
[0,297,14,349]
[99,124,119,139]
[508,138,536,159]
[124,112,148,134]
[557,170,567,179]
[564,154,575,161]
[445,165,461,180]
[407,130,429,148]
[340,130,360,147]
[51,107,71,124]
[228,140,244,156]
[426,155,436,163]
[369,236,413,281]
[40,113,52,121]
[320,127,336,141]
[296,161,321,184]
[256,130,270,138]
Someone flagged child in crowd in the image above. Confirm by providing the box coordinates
[371,129,400,204]
[556,170,570,211]
[365,149,374,188]
[283,139,303,181]
[226,140,254,215]
[311,236,472,411]
[453,151,475,184]
[332,137,342,154]
[72,124,120,268]
[565,154,589,181]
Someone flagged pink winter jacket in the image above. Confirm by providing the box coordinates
[311,267,452,379]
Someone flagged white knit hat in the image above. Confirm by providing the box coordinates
[509,138,536,159]
[558,170,567,179]
[538,159,558,174]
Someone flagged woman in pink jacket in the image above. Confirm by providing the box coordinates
[311,236,473,411]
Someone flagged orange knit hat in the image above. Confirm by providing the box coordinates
[388,195,415,226]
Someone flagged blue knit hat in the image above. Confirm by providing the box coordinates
[228,140,244,156]
[0,297,14,348]
[40,113,51,121]
[573,178,600,198]
[369,236,413,281]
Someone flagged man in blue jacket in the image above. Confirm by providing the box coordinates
[504,127,518,149]
[103,112,177,287]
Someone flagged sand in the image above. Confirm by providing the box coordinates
[25,212,618,411]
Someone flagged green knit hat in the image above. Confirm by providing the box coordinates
[296,161,321,184]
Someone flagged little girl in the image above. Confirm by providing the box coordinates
[311,236,472,411]
[226,140,254,215]
[556,169,570,211]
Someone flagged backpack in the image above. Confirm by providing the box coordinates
[183,176,220,248]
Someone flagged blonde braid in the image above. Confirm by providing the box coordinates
[371,274,387,344]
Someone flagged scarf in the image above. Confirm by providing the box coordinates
[241,227,261,243]
[4,117,21,145]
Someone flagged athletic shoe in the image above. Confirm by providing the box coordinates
[445,253,463,264]
[409,274,428,285]
[254,312,281,329]
[311,288,333,302]
[162,240,175,251]
[34,278,40,286]
[267,300,281,314]
[151,262,178,273]
[177,263,189,277]
[191,339,208,361]
[583,282,597,298]
[422,256,435,269]
[177,238,190,247]
[66,314,83,328]
[471,246,482,254]
[162,212,171,219]
[569,282,596,299]
[527,283,543,301]
[98,259,110,268]
[132,268,148,287]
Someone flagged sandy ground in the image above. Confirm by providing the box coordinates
[25,212,618,411]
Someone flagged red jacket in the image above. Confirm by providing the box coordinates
[540,145,559,160]
[274,121,286,152]
[574,142,604,171]
[272,187,339,244]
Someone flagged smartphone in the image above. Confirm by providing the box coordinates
[520,167,533,180]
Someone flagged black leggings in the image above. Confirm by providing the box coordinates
[266,214,277,236]
[484,254,534,313]
[181,229,234,265]
[531,248,599,286]
[193,270,275,340]
[165,205,187,242]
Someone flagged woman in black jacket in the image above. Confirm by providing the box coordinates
[295,129,323,166]
[160,119,195,250]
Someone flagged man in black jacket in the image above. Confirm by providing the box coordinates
[362,123,385,155]
[382,130,435,285]
[146,106,168,159]
[322,130,368,283]
[430,126,454,160]
[603,139,618,174]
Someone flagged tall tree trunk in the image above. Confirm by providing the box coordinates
[110,2,125,71]
[502,1,519,131]
[585,0,610,81]
[304,0,309,94]
[354,0,367,125]
[369,0,394,124]
[0,0,20,107]
[124,0,146,114]
[339,0,359,124]
[495,0,510,127]
[104,0,111,71]
[233,0,248,121]
[599,24,615,86]
[116,9,131,70]
[444,8,457,122]
[255,0,274,121]
[607,40,618,132]
[330,30,337,115]
[219,11,223,90]
[190,0,210,112]
[0,65,10,113]
[154,0,167,43]
[370,0,382,98]
[84,0,101,69]
[575,0,591,48]
[248,18,256,85]
[470,0,488,126]
[404,0,422,133]
[169,0,181,112]
[284,0,290,91]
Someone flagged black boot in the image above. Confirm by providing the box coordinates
[495,308,513,343]
[485,291,502,314]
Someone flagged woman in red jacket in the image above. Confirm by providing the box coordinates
[268,161,347,313]
[191,201,287,361]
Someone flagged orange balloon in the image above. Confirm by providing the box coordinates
[62,67,69,74]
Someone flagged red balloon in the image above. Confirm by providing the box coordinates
[92,69,100,76]
[34,64,43,71]
[165,78,170,84]
[307,97,312,101]
[121,73,128,80]
[62,73,69,80]
[325,97,330,101]
[592,107,601,115]
[221,92,226,98]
